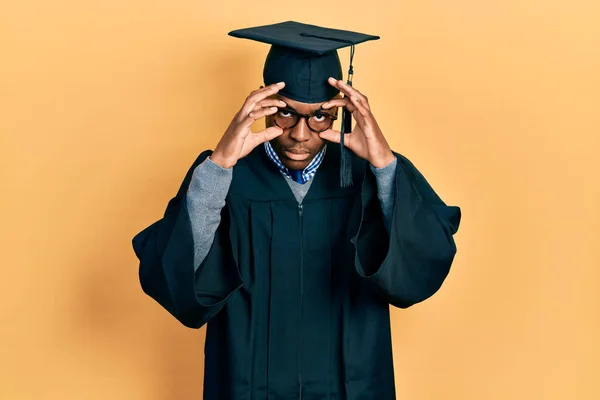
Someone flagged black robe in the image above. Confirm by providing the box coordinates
[132,145,461,400]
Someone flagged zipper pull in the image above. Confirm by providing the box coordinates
[298,203,303,217]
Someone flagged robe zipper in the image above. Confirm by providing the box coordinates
[298,203,304,400]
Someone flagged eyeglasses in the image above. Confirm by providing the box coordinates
[272,108,338,133]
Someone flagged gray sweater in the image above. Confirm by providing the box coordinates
[186,155,398,271]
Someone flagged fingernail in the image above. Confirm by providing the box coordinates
[277,81,285,86]
[249,112,254,117]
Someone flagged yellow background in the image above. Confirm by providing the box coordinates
[2,0,599,399]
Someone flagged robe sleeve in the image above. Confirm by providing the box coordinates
[132,150,243,328]
[352,153,461,308]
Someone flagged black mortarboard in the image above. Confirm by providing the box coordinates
[228,21,380,187]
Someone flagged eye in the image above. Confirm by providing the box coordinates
[278,110,294,118]
[312,113,328,122]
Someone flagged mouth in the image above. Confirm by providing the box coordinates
[284,149,311,161]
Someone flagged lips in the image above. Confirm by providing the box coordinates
[284,149,310,161]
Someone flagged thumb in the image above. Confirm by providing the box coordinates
[319,129,345,145]
[253,126,284,146]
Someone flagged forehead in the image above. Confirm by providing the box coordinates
[274,94,341,112]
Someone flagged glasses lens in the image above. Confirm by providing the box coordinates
[273,110,298,129]
[308,115,334,132]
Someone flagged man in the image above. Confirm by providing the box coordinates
[132,21,461,400]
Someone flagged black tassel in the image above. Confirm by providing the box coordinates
[340,105,353,187]
[340,44,356,187]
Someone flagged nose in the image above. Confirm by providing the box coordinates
[289,117,311,142]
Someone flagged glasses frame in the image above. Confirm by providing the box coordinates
[272,107,338,133]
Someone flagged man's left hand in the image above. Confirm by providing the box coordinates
[319,77,395,169]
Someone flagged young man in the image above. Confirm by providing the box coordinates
[132,21,461,400]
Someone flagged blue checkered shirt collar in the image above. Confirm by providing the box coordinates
[264,141,327,184]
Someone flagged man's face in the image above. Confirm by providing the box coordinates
[266,94,339,171]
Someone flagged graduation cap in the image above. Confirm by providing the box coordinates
[229,21,380,187]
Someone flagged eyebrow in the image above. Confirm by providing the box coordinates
[281,105,336,116]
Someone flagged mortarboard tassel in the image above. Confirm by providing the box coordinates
[339,84,353,187]
[339,43,355,187]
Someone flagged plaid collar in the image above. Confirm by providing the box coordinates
[264,141,327,184]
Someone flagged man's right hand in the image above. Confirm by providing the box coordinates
[210,82,287,169]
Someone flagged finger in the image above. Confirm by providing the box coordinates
[251,126,284,146]
[241,82,285,115]
[318,129,351,148]
[248,82,285,98]
[348,103,367,127]
[347,95,372,122]
[252,98,287,112]
[319,128,340,143]
[328,78,370,110]
[327,77,359,98]
[327,96,366,127]
[323,97,366,127]
[344,81,369,103]
[242,106,278,127]
[321,98,353,111]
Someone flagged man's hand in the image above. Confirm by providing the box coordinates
[319,78,395,169]
[211,82,287,169]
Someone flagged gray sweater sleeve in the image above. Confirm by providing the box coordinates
[370,157,398,233]
[185,156,233,271]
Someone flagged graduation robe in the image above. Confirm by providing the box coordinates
[132,145,461,399]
